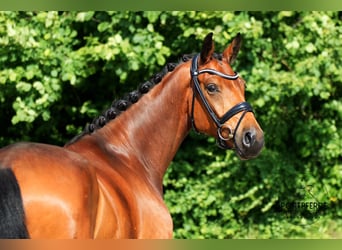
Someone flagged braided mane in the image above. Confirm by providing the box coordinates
[66,53,223,145]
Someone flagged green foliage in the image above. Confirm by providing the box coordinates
[0,11,341,238]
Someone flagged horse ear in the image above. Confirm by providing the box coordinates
[199,32,215,65]
[223,33,242,64]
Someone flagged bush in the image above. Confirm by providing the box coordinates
[0,11,341,238]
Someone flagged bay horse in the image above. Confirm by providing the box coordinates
[0,33,264,239]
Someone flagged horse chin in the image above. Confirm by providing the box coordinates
[235,148,254,160]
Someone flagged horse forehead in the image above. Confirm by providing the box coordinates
[198,61,236,83]
[207,59,234,74]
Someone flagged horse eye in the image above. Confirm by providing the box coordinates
[206,83,219,93]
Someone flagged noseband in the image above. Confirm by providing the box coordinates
[190,54,253,149]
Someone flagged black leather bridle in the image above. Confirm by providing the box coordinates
[190,54,254,149]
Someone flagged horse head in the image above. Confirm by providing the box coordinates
[190,33,264,159]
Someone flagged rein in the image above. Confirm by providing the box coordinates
[190,54,254,149]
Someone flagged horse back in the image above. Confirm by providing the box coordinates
[0,142,99,238]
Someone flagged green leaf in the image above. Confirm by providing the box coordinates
[76,11,94,22]
[16,81,32,92]
[98,22,110,33]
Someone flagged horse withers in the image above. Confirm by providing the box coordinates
[0,32,264,238]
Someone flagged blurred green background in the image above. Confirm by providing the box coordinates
[0,11,341,238]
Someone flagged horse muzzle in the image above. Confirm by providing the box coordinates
[216,112,264,160]
[235,127,264,159]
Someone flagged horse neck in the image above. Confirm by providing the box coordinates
[67,63,192,194]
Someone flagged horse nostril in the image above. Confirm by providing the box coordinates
[243,131,255,148]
